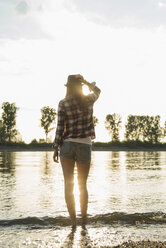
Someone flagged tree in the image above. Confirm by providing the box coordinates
[30,139,38,144]
[93,116,98,127]
[1,102,18,142]
[40,106,56,142]
[125,115,145,141]
[143,115,162,143]
[164,121,166,139]
[0,120,7,143]
[125,115,137,141]
[125,114,162,143]
[105,114,122,141]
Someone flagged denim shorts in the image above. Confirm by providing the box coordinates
[60,142,91,163]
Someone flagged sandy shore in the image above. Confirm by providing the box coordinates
[102,241,166,247]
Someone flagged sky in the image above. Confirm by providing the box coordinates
[0,0,166,143]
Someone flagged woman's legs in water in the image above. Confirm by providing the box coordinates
[60,157,76,226]
[60,157,90,225]
[76,162,90,222]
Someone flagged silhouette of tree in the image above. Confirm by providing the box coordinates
[164,121,166,138]
[125,115,162,143]
[0,120,6,143]
[143,115,162,143]
[30,139,38,144]
[125,115,137,141]
[40,106,56,142]
[0,102,18,142]
[105,114,122,141]
[125,115,144,141]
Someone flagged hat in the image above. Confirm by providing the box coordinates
[65,74,84,87]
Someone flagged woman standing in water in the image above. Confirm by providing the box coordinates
[53,74,101,226]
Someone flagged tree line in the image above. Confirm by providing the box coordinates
[0,102,166,144]
[105,113,166,144]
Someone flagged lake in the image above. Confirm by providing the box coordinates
[0,151,166,247]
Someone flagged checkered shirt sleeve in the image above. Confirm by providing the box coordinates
[53,101,65,148]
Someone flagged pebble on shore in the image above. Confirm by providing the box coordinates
[108,240,166,248]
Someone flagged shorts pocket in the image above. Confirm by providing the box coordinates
[77,144,91,162]
[60,142,74,158]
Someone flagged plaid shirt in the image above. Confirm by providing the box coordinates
[53,83,101,148]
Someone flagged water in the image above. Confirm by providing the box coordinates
[0,151,166,247]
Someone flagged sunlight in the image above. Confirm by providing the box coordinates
[119,152,128,208]
[74,168,80,212]
[83,85,90,95]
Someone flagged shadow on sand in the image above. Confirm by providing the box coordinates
[61,225,93,248]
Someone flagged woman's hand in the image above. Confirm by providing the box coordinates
[53,148,59,163]
[83,79,92,88]
[75,74,84,82]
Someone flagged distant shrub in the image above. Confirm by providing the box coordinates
[30,139,38,144]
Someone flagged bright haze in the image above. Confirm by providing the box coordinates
[0,0,166,143]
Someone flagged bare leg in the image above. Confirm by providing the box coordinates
[60,157,76,226]
[76,162,90,223]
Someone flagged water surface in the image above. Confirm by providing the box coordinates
[0,151,166,247]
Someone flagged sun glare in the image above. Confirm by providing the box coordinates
[83,85,90,95]
[74,168,80,212]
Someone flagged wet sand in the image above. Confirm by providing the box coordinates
[1,225,166,248]
[109,241,166,247]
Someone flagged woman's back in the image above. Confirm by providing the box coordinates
[54,75,101,148]
[58,96,94,139]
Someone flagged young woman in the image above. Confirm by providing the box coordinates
[53,74,101,226]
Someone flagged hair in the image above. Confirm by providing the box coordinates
[65,82,88,111]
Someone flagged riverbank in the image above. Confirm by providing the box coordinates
[0,145,53,152]
[1,141,166,152]
[1,145,166,152]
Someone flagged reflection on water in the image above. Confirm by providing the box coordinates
[1,151,166,247]
[0,151,166,221]
[125,151,162,170]
[0,152,16,174]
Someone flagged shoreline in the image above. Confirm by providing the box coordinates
[110,240,166,247]
[1,145,166,152]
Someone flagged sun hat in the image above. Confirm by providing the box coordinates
[64,74,84,87]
